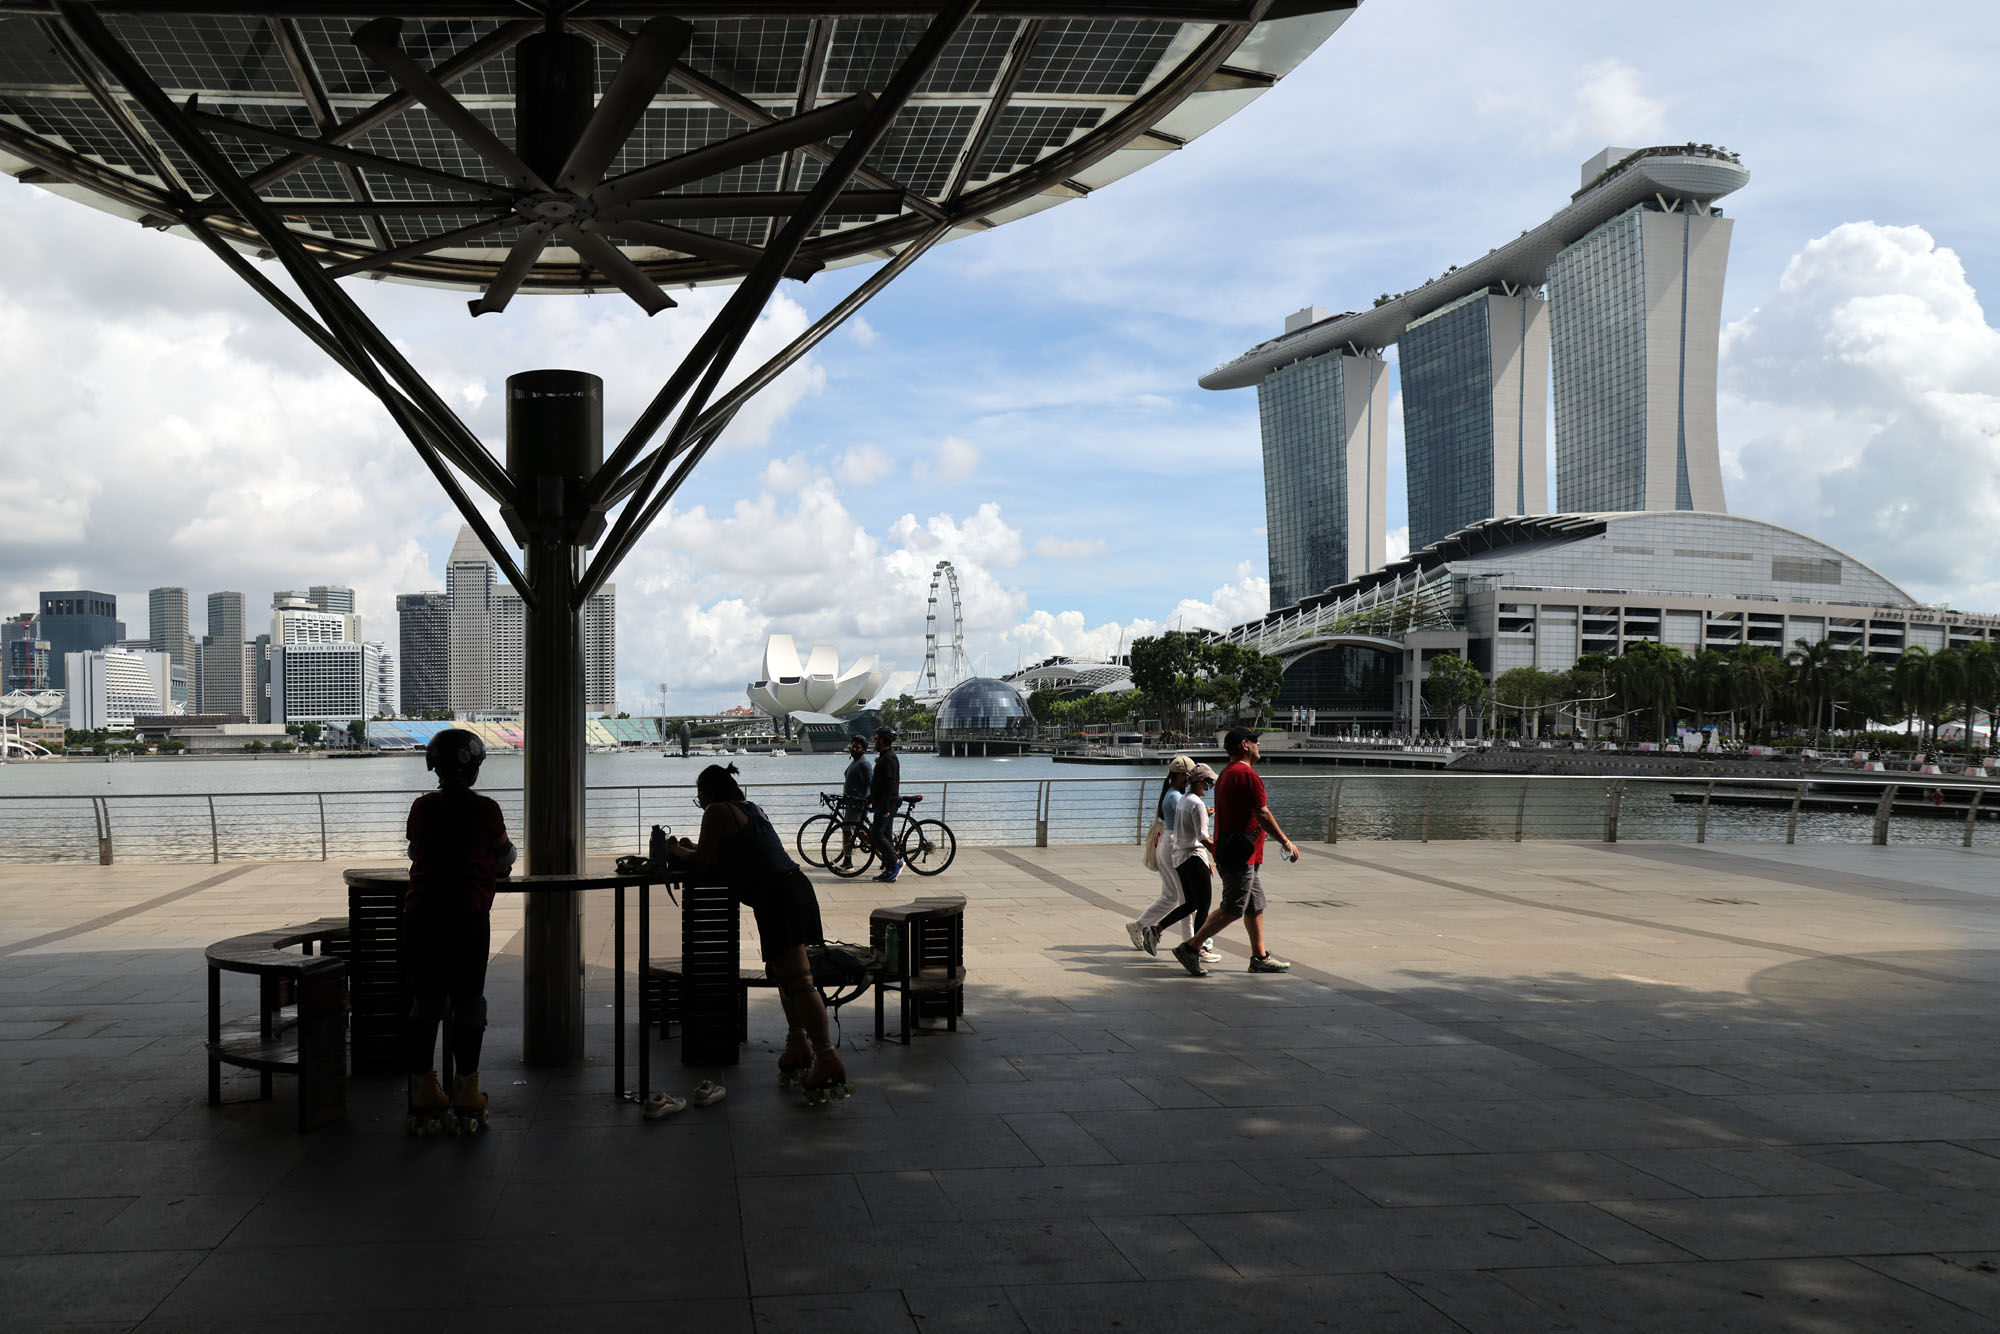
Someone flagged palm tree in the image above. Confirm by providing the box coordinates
[1728,645,1784,742]
[1614,642,1685,742]
[1894,645,1943,749]
[1787,637,1841,743]
[1685,649,1732,739]
[1957,639,1997,756]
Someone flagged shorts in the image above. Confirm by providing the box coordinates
[1220,861,1265,916]
[742,867,827,962]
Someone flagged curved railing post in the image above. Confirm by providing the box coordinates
[1323,778,1344,843]
[1514,780,1529,843]
[207,795,220,863]
[1602,781,1625,843]
[1036,780,1049,848]
[94,796,113,865]
[317,793,327,861]
[1786,782,1806,845]
[1965,787,1984,848]
[1696,781,1714,844]
[1873,784,1897,845]
[1420,777,1435,843]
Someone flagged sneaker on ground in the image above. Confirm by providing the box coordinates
[1125,921,1146,951]
[1141,925,1160,956]
[1247,953,1291,973]
[1199,945,1222,963]
[1171,940,1209,977]
[1204,938,1217,954]
[872,866,901,883]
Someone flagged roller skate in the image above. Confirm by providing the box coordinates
[777,1027,813,1088]
[445,1071,489,1135]
[799,1042,853,1107]
[405,1070,450,1137]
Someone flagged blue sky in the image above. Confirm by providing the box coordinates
[2,0,1996,712]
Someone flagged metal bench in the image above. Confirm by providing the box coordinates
[205,917,349,1132]
[869,896,967,1044]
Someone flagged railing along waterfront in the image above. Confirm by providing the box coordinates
[4,773,2000,865]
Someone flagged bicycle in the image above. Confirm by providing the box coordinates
[794,791,866,869]
[820,794,955,878]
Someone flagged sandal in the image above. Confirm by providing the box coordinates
[691,1080,727,1108]
[642,1091,688,1119]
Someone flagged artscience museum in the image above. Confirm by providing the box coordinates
[745,635,885,723]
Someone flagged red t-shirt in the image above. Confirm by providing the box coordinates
[1211,760,1267,865]
[406,786,510,914]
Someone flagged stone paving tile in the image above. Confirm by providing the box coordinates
[5,1250,209,1326]
[1852,1252,2000,1318]
[744,1217,1139,1294]
[1600,1190,2000,1260]
[1398,1257,2000,1332]
[1325,1149,1692,1207]
[1183,1202,1600,1276]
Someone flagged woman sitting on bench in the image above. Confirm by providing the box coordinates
[666,764,853,1106]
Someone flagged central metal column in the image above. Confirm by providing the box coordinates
[505,369,606,1065]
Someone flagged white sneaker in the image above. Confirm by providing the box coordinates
[1125,921,1146,951]
[1199,945,1222,963]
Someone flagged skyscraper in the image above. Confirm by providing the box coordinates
[1254,347,1389,607]
[1202,145,1746,609]
[271,594,357,647]
[200,591,251,716]
[2,613,50,694]
[491,583,616,714]
[308,585,355,616]
[396,592,449,716]
[1547,183,1731,512]
[147,587,196,675]
[36,591,124,690]
[1399,290,1550,550]
[446,525,493,714]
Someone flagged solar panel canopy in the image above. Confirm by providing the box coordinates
[0,4,1355,308]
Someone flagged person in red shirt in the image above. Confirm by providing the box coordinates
[1173,726,1298,976]
[402,728,515,1133]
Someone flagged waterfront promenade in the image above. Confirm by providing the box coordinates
[4,840,1999,1330]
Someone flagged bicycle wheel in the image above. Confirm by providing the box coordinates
[820,820,876,878]
[795,813,839,868]
[900,819,956,876]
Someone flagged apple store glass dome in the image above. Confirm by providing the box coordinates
[934,677,1032,739]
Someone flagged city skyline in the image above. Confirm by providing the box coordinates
[0,0,1993,712]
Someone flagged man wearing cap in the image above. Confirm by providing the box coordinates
[1175,726,1297,975]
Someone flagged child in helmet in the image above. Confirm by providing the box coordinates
[402,728,515,1133]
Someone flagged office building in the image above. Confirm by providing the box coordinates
[446,525,493,714]
[36,590,124,690]
[396,592,449,716]
[271,641,382,726]
[371,642,398,720]
[1398,290,1550,550]
[1254,346,1389,606]
[147,587,196,675]
[490,583,617,714]
[1203,145,1747,606]
[3,613,51,694]
[308,585,355,616]
[65,647,170,729]
[252,634,272,723]
[200,591,251,716]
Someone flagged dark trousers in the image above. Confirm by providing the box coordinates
[400,908,491,1076]
[1157,860,1212,934]
[872,808,900,868]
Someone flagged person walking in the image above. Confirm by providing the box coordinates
[1128,755,1190,953]
[1174,727,1298,976]
[869,726,902,883]
[1154,763,1219,969]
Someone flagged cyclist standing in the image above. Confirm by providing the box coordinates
[869,726,902,882]
[837,732,871,866]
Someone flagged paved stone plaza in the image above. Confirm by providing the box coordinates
[4,839,1999,1331]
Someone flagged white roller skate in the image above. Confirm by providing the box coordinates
[799,1043,853,1108]
[446,1071,490,1135]
[406,1070,450,1136]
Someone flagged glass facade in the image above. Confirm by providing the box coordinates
[1274,644,1396,718]
[934,677,1032,737]
[36,590,124,691]
[1549,206,1651,512]
[1256,352,1350,610]
[1401,296,1496,550]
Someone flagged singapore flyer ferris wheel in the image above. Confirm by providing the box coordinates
[921,560,968,702]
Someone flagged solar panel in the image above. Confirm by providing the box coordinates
[0,5,1349,304]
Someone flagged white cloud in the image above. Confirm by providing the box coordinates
[845,316,879,347]
[836,444,894,486]
[912,434,982,484]
[1553,59,1667,148]
[1386,525,1410,563]
[1033,536,1107,560]
[1722,223,2000,600]
[758,453,817,493]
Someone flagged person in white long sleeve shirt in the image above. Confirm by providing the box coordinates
[1154,764,1219,970]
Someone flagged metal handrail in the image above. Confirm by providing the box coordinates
[4,770,1999,865]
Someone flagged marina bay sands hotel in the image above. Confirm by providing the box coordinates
[1202,144,1749,609]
